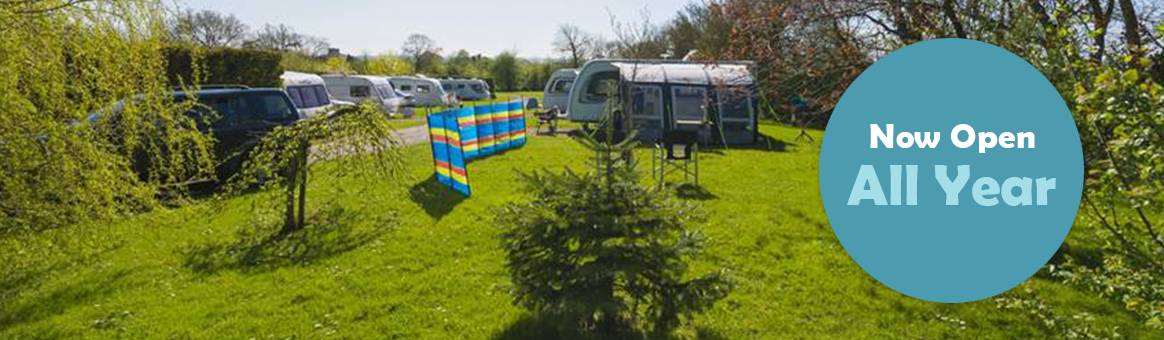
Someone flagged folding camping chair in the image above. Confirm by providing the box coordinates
[652,130,699,188]
[536,108,559,135]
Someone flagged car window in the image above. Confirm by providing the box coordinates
[471,84,484,92]
[250,92,298,121]
[584,71,619,103]
[300,86,321,108]
[457,84,466,89]
[202,96,251,127]
[442,84,453,91]
[399,84,413,91]
[286,87,304,108]
[312,85,331,106]
[351,86,370,98]
[417,85,431,93]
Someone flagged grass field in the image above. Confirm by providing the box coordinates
[0,123,1158,339]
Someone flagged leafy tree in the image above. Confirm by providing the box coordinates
[0,0,217,234]
[491,52,520,91]
[365,54,415,76]
[498,91,732,337]
[402,34,438,73]
[222,102,406,233]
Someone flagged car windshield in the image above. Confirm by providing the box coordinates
[286,85,331,109]
[376,85,395,99]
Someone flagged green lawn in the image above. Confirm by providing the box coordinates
[0,124,1158,339]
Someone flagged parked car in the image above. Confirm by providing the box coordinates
[321,75,414,117]
[280,71,354,118]
[89,88,303,183]
[389,75,456,107]
[543,69,578,116]
[439,78,493,101]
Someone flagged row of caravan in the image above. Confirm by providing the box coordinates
[544,59,759,145]
[279,72,494,118]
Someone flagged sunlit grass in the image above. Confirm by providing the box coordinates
[0,124,1158,339]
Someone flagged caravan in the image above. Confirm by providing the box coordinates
[542,69,578,115]
[389,75,456,107]
[567,59,758,145]
[439,78,493,101]
[320,75,413,117]
[280,71,353,118]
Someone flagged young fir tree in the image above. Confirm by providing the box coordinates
[498,88,732,337]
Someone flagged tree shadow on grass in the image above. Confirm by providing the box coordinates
[182,205,396,275]
[673,183,718,201]
[0,268,136,329]
[408,174,467,222]
[701,133,793,154]
[492,313,729,340]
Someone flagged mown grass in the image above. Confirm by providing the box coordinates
[0,124,1158,339]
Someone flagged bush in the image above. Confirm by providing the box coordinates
[497,95,731,337]
[164,46,282,87]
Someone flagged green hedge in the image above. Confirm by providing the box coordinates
[164,46,282,88]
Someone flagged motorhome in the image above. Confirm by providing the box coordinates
[389,75,455,107]
[566,59,758,145]
[320,75,413,117]
[280,71,353,118]
[542,69,578,115]
[439,78,493,101]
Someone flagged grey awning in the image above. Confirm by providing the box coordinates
[610,62,754,86]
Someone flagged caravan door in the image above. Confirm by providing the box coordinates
[630,85,664,141]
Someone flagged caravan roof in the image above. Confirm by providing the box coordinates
[281,71,326,86]
[603,60,754,86]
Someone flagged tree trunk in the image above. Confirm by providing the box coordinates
[297,139,309,229]
[942,0,967,39]
[1117,0,1142,63]
[284,144,300,233]
[1087,0,1114,64]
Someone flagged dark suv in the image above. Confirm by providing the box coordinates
[91,88,302,184]
[179,88,302,180]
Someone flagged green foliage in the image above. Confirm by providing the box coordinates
[364,54,414,76]
[1058,62,1164,330]
[0,0,217,234]
[497,95,731,337]
[995,288,1123,340]
[221,102,406,233]
[163,45,282,87]
[491,52,521,92]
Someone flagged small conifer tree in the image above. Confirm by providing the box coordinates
[498,87,732,337]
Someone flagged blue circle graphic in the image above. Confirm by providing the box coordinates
[818,39,1083,303]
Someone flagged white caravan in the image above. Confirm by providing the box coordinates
[280,71,354,118]
[567,59,758,145]
[389,75,455,107]
[542,69,578,116]
[320,75,413,117]
[439,78,493,101]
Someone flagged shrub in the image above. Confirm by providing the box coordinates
[497,94,732,337]
[164,46,282,87]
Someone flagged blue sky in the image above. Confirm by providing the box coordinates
[180,0,690,58]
